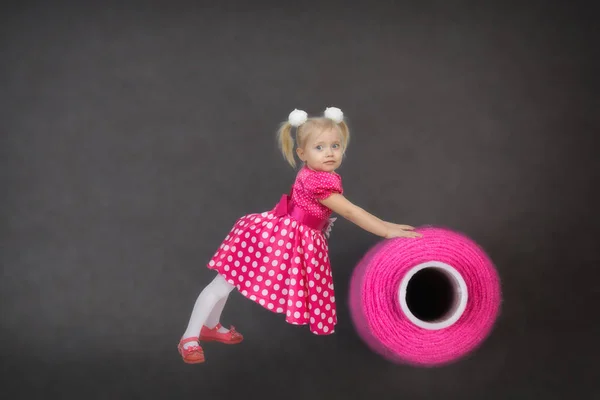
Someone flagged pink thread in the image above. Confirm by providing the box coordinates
[349,226,502,367]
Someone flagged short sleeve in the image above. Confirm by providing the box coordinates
[304,171,343,200]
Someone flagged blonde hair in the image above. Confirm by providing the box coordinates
[277,116,350,168]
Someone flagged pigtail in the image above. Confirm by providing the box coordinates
[278,109,308,168]
[277,122,296,168]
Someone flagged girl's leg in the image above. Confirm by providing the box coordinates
[204,294,230,333]
[181,274,234,349]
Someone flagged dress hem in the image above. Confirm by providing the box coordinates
[209,268,337,336]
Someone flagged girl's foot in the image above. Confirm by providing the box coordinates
[200,323,243,344]
[177,337,205,364]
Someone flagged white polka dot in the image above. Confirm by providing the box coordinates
[294,311,300,318]
[259,299,265,305]
[323,326,329,333]
[296,301,302,307]
[262,289,268,296]
[271,293,277,300]
[260,266,266,273]
[276,307,284,313]
[253,285,260,292]
[268,303,274,309]
[274,283,280,290]
[311,294,317,301]
[265,279,272,286]
[298,289,304,297]
[318,322,323,329]
[292,267,298,275]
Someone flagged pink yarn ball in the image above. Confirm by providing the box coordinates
[349,226,502,367]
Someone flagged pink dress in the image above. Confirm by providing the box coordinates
[207,166,343,335]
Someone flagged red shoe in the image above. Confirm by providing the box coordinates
[200,323,243,344]
[177,337,205,364]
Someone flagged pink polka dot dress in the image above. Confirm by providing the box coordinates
[207,165,343,335]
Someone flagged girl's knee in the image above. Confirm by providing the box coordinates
[209,274,235,298]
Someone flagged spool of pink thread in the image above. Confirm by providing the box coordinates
[349,226,501,367]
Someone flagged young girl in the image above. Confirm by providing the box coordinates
[178,106,421,364]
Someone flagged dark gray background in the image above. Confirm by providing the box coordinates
[2,0,598,399]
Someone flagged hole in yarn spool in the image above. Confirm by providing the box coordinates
[398,261,468,330]
[405,268,454,322]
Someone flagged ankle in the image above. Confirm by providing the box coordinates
[206,323,229,333]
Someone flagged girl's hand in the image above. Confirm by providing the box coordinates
[384,222,422,239]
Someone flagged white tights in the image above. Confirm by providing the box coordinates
[181,274,235,348]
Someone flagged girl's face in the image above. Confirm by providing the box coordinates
[296,127,343,172]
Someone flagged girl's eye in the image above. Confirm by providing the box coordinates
[316,145,322,150]
[333,144,340,149]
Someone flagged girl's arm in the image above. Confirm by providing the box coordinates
[319,194,421,238]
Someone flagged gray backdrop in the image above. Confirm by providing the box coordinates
[2,0,598,399]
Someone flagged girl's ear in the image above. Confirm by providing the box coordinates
[296,147,305,161]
